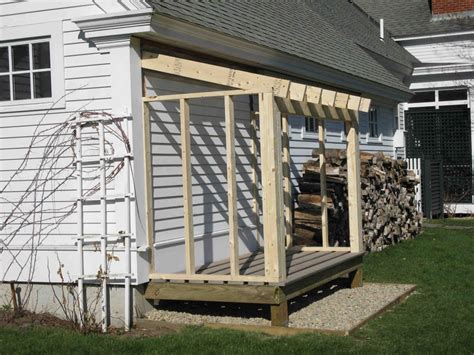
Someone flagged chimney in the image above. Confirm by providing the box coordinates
[431,0,474,15]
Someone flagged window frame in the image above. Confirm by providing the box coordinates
[302,116,318,138]
[0,21,64,113]
[368,106,379,138]
[1,38,52,102]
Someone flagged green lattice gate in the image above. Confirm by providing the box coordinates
[405,107,472,204]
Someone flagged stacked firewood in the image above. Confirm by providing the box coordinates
[293,150,423,251]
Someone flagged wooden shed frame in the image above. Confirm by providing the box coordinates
[141,54,366,287]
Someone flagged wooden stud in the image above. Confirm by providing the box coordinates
[180,98,195,274]
[142,103,155,272]
[282,114,293,249]
[225,96,239,276]
[259,92,286,283]
[349,268,363,288]
[250,111,260,245]
[318,118,329,248]
[270,301,289,327]
[345,118,363,253]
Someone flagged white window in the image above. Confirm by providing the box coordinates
[0,40,52,101]
[304,116,318,133]
[0,22,64,113]
[368,106,378,138]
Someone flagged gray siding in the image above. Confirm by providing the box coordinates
[144,72,259,273]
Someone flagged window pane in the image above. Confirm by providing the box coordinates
[439,89,467,101]
[33,71,51,98]
[12,44,30,71]
[33,42,50,69]
[0,75,10,101]
[409,91,435,103]
[13,73,31,100]
[0,47,8,73]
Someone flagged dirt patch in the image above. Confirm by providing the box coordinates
[0,310,182,338]
[0,310,75,330]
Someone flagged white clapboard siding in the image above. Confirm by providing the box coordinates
[0,1,136,282]
[402,38,474,64]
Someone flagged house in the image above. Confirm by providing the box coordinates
[355,0,474,214]
[0,1,415,329]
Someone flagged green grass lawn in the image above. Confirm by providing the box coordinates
[1,219,473,354]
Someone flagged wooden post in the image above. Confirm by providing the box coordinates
[318,118,329,248]
[349,268,363,288]
[180,98,195,274]
[225,96,239,276]
[250,111,260,245]
[282,114,293,249]
[142,103,155,272]
[345,116,363,253]
[270,301,289,327]
[259,92,286,282]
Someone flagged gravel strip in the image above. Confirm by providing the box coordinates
[146,281,415,332]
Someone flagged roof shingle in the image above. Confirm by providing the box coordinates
[147,0,413,94]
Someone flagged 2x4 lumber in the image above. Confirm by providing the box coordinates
[141,53,372,112]
[144,282,285,304]
[143,89,265,102]
[318,118,329,248]
[142,54,290,98]
[250,111,261,245]
[282,114,293,249]
[149,272,269,283]
[259,92,286,282]
[345,119,363,253]
[225,96,239,276]
[180,98,195,274]
[142,103,155,272]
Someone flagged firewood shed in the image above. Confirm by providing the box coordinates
[142,54,369,326]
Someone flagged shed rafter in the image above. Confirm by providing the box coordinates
[141,53,371,120]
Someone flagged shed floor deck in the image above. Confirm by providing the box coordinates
[146,249,363,326]
[193,249,360,286]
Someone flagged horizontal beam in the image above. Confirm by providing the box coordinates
[145,282,285,304]
[143,89,267,102]
[142,53,371,112]
[150,272,275,283]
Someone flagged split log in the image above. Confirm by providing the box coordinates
[293,150,423,251]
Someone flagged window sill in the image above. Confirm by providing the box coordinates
[0,97,65,113]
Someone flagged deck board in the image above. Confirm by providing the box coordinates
[158,249,361,285]
[146,250,364,304]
